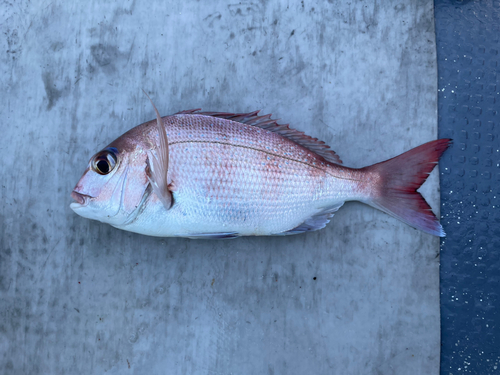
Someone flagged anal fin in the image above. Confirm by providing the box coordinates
[279,202,345,235]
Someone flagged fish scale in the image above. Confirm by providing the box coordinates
[71,106,451,238]
[120,115,351,237]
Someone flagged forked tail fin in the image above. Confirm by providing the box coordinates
[362,139,452,237]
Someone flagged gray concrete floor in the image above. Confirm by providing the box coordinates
[1,1,440,374]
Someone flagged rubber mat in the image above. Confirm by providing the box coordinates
[435,1,500,373]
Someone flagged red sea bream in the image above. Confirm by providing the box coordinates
[70,97,450,239]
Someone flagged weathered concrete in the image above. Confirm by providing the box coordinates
[1,1,440,374]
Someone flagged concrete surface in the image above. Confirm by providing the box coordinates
[1,1,440,374]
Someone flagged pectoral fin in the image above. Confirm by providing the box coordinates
[143,90,172,210]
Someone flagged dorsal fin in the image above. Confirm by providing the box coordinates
[174,109,343,164]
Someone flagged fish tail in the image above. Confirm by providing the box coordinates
[361,139,452,237]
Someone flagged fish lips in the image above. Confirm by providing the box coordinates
[70,191,92,208]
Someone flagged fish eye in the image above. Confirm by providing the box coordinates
[92,149,117,175]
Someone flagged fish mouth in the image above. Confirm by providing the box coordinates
[70,191,91,207]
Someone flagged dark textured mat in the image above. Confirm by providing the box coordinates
[435,0,500,373]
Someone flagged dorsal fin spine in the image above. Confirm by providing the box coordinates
[173,109,343,165]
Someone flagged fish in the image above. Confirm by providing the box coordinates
[70,95,451,239]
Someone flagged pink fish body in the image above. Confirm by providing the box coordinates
[71,101,450,239]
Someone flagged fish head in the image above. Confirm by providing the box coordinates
[70,127,151,226]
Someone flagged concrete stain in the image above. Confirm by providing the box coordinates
[42,73,62,110]
[90,43,119,67]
